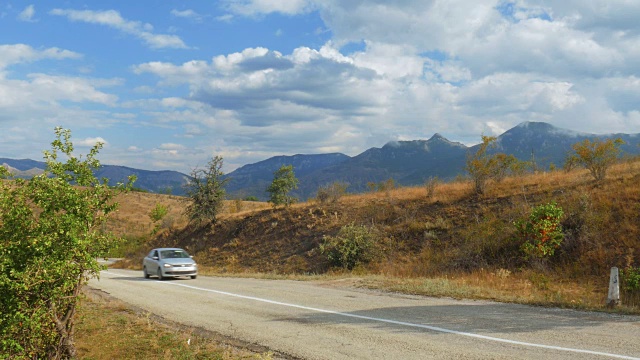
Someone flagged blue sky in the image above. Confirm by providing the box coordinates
[1,1,639,173]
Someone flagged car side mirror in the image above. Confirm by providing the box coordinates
[152,256,159,260]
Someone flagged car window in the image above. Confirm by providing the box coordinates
[153,250,159,258]
[160,250,190,259]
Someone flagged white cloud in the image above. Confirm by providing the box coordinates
[50,9,188,49]
[171,9,204,22]
[0,44,81,70]
[158,143,186,150]
[77,137,108,147]
[223,0,311,16]
[17,4,35,22]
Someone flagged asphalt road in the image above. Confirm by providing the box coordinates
[89,269,640,360]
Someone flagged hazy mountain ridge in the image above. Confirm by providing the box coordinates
[0,158,190,195]
[3,122,640,199]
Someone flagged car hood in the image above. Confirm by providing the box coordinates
[162,258,196,265]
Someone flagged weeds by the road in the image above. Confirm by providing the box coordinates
[75,289,274,360]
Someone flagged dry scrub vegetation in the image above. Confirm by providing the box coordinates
[76,289,274,359]
[113,158,640,312]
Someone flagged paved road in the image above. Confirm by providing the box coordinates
[89,269,640,360]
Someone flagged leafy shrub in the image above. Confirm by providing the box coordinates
[316,182,348,204]
[621,266,640,292]
[0,128,133,358]
[149,203,169,223]
[243,196,259,201]
[515,202,564,259]
[320,223,380,270]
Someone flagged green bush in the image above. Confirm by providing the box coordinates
[0,127,133,358]
[514,202,564,259]
[149,203,169,223]
[320,223,380,270]
[621,266,640,292]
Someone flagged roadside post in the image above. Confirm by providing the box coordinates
[607,267,619,307]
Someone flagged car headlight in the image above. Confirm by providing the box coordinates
[163,263,172,268]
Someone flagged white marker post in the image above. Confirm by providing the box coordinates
[607,267,620,307]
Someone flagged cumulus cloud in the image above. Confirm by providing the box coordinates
[77,137,108,147]
[171,9,204,22]
[10,1,639,173]
[50,9,188,49]
[17,5,35,22]
[0,44,81,70]
[223,0,312,16]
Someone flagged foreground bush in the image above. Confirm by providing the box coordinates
[0,128,133,358]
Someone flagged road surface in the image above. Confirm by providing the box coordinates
[89,269,640,359]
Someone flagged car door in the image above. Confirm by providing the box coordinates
[145,249,160,273]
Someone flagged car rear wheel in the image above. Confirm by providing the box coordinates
[157,268,164,280]
[143,266,150,279]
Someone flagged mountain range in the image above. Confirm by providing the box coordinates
[0,158,190,195]
[3,122,639,199]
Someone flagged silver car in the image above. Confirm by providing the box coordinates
[143,248,197,280]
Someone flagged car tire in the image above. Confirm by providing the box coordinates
[190,275,197,279]
[157,268,165,280]
[143,266,150,279]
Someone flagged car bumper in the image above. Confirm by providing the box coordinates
[163,267,197,277]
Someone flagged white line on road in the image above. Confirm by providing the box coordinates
[102,271,639,360]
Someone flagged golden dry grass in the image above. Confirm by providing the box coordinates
[112,159,640,312]
[75,289,273,359]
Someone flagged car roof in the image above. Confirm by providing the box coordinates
[153,247,188,251]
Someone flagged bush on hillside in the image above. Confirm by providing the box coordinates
[515,202,564,260]
[320,223,380,270]
[316,182,348,204]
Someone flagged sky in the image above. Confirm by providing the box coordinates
[1,1,639,174]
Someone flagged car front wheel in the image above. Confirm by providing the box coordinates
[190,275,197,279]
[157,268,164,280]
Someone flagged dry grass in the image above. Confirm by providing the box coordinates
[112,159,640,312]
[75,288,274,359]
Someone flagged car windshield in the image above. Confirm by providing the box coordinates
[160,250,190,259]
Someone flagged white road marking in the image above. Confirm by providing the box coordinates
[102,271,640,360]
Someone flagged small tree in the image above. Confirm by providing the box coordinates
[565,138,625,182]
[267,165,298,207]
[149,203,169,234]
[466,135,497,194]
[492,153,524,182]
[184,156,229,224]
[0,127,134,358]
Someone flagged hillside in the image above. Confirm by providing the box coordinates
[115,157,640,309]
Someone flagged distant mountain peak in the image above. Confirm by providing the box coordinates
[509,121,585,137]
[428,133,446,141]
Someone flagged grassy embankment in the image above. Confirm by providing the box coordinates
[111,158,640,312]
